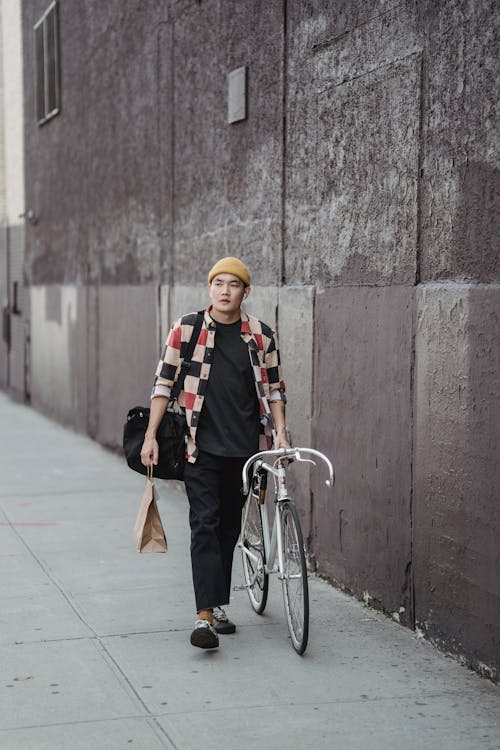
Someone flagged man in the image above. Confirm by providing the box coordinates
[140,256,290,649]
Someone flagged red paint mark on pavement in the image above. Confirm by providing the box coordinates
[0,522,59,527]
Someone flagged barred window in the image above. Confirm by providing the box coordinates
[34,1,60,125]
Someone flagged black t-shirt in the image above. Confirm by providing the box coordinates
[196,319,260,457]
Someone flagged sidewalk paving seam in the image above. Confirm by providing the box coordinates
[4,629,187,646]
[0,717,178,749]
[0,488,136,499]
[1,503,179,750]
[0,714,156,732]
[8,689,496,730]
[0,503,98,636]
[2,621,284,647]
[137,689,499,716]
[93,640,180,750]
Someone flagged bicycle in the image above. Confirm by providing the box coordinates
[238,447,334,655]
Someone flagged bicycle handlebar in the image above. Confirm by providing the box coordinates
[241,447,335,495]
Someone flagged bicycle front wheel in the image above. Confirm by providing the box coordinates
[241,494,269,614]
[280,501,309,654]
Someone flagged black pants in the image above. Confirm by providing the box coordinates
[184,450,248,612]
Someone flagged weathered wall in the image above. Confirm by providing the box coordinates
[20,0,499,679]
[412,0,500,679]
[23,0,167,436]
[0,0,26,399]
[284,0,499,677]
[172,1,283,288]
[286,1,421,286]
[24,0,165,287]
[4,225,26,399]
[414,285,500,680]
[312,287,414,622]
[22,0,285,436]
[285,1,421,627]
[417,2,498,283]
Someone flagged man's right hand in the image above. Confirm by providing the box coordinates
[140,435,159,467]
[140,396,169,467]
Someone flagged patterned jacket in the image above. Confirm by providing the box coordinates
[152,306,286,462]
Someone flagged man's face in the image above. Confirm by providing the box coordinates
[208,273,249,315]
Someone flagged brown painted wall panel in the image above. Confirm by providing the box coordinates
[414,285,500,678]
[312,286,414,622]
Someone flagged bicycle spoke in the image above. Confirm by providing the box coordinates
[241,492,268,614]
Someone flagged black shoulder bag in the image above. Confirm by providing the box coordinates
[123,312,204,480]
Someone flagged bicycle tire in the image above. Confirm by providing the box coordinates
[241,493,269,614]
[280,501,309,654]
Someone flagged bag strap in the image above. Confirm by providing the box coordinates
[170,311,204,402]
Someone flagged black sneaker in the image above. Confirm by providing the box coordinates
[212,607,236,634]
[190,619,219,649]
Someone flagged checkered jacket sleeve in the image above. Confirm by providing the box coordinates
[151,315,191,398]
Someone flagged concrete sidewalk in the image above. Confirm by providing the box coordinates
[0,392,499,750]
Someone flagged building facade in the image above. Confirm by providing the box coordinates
[16,0,500,679]
[0,0,26,401]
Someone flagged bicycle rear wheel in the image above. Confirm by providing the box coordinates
[280,501,309,654]
[241,493,269,614]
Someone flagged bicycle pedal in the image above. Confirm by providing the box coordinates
[233,584,249,591]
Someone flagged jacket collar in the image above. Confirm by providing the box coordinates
[204,305,251,335]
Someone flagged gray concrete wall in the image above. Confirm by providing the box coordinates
[20,0,499,679]
[6,224,26,401]
[0,0,26,398]
[0,225,7,388]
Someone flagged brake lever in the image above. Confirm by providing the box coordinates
[294,451,316,467]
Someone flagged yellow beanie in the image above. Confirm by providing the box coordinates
[208,256,251,287]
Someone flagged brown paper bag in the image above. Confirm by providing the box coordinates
[133,468,168,553]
